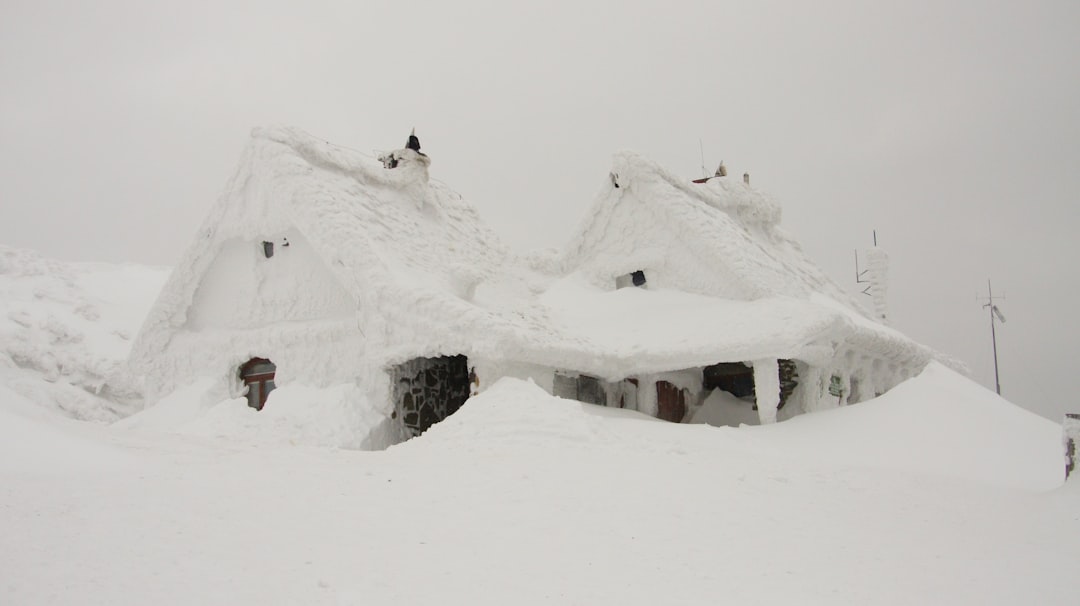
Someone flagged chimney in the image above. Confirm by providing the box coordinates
[743,172,750,185]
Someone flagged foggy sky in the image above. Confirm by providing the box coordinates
[2,0,1078,420]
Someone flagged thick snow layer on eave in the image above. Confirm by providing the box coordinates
[811,293,939,368]
[478,277,847,378]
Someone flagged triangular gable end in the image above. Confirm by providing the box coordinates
[563,152,871,317]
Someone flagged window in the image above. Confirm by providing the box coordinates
[616,270,647,289]
[240,358,277,410]
[553,371,606,406]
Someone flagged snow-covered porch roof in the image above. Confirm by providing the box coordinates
[464,275,930,381]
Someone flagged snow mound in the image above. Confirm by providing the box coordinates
[397,377,660,452]
[746,361,1064,491]
[405,363,1063,491]
[117,380,404,450]
[0,384,138,474]
[0,245,168,421]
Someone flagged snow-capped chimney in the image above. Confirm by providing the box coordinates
[743,172,750,185]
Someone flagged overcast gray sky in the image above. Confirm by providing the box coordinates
[2,0,1078,420]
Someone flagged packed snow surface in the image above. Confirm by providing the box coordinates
[3,360,1077,604]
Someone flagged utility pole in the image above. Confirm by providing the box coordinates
[981,279,1006,395]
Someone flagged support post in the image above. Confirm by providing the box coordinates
[753,358,781,424]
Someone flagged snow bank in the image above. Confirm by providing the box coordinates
[3,352,1076,605]
[0,245,167,420]
[742,362,1063,490]
[0,384,137,474]
[405,362,1063,491]
[118,380,404,450]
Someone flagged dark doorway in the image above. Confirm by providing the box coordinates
[656,380,688,423]
[703,360,799,410]
[240,358,276,410]
[392,355,470,437]
[703,362,755,398]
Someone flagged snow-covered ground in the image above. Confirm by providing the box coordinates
[2,247,1078,604]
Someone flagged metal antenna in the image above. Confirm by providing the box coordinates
[699,139,707,179]
[979,279,1006,395]
[854,230,876,296]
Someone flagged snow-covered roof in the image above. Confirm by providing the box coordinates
[130,126,940,381]
[130,126,512,365]
[563,152,869,308]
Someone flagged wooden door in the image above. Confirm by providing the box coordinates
[656,380,687,423]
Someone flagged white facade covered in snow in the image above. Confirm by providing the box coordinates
[126,126,941,448]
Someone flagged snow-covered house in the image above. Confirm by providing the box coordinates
[126,126,938,448]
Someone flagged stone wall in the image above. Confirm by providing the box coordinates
[391,355,470,438]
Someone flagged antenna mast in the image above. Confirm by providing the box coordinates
[699,139,707,179]
[980,279,1006,395]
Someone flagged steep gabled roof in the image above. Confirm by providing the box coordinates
[563,152,869,313]
[526,151,942,375]
[129,129,942,386]
[129,126,511,366]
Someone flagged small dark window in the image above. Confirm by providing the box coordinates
[553,371,606,406]
[240,358,277,410]
[262,241,274,258]
[616,270,647,290]
[576,374,606,406]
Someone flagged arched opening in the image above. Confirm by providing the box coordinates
[239,358,276,411]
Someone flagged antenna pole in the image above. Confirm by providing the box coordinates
[985,279,1002,395]
[699,139,707,179]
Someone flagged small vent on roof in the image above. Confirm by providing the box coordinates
[262,241,274,258]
